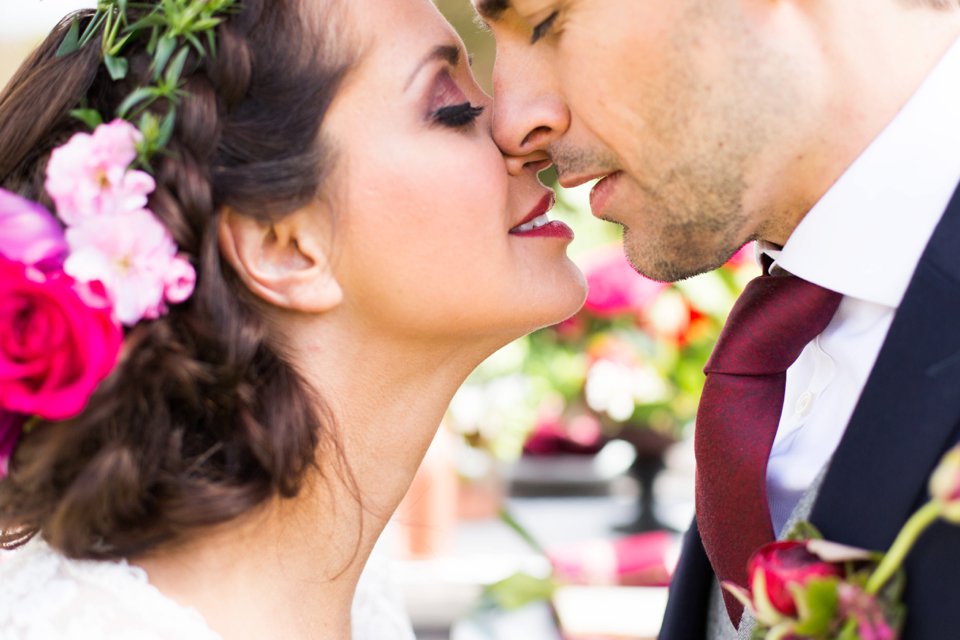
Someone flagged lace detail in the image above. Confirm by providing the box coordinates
[0,538,218,640]
[0,538,415,640]
[352,538,417,640]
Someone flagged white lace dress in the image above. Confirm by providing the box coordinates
[0,537,416,640]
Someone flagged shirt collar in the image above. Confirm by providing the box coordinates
[771,36,960,309]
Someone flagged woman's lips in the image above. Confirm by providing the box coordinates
[511,193,555,229]
[508,193,575,240]
[512,220,574,239]
[589,171,623,218]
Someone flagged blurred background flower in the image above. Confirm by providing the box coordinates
[448,232,758,466]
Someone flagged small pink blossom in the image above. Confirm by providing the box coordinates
[838,583,897,640]
[64,208,190,326]
[44,119,155,224]
[163,255,197,305]
[0,188,67,272]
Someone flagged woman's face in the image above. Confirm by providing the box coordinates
[320,0,586,346]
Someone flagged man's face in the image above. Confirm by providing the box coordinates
[477,0,810,281]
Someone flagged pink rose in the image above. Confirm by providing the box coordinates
[0,257,122,421]
[583,245,667,318]
[0,411,25,479]
[44,119,155,224]
[747,540,844,618]
[0,188,67,272]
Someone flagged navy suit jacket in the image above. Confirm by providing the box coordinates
[659,183,960,639]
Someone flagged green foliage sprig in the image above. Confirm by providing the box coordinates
[56,0,238,167]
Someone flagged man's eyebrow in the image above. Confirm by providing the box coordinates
[405,44,461,91]
[475,0,511,21]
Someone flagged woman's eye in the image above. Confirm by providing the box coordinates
[530,11,560,45]
[432,102,485,128]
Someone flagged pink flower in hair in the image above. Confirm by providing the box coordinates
[0,257,121,424]
[163,256,197,305]
[64,208,195,326]
[45,119,155,224]
[0,188,67,272]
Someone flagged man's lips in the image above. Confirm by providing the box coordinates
[557,171,616,190]
[589,171,624,217]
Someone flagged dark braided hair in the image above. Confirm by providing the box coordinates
[0,0,355,559]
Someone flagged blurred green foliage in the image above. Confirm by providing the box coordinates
[436,0,495,93]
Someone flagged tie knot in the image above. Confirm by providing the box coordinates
[705,274,842,375]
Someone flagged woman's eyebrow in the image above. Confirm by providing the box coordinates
[405,43,461,91]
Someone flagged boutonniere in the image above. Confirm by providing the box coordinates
[723,444,960,640]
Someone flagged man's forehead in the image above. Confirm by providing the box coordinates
[474,0,511,21]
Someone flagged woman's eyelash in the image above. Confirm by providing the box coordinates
[432,102,485,128]
[530,11,560,44]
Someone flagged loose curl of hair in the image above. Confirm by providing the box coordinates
[0,0,355,560]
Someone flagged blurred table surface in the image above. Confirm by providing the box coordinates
[396,439,695,639]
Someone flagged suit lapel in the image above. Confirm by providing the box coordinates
[810,183,960,550]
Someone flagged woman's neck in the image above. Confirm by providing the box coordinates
[132,326,490,640]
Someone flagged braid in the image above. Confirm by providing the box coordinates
[0,0,354,559]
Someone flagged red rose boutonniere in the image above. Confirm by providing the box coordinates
[725,443,960,640]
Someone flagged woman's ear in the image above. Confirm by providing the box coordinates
[218,205,343,313]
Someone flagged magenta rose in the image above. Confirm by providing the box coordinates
[0,257,122,421]
[0,187,67,273]
[748,540,845,617]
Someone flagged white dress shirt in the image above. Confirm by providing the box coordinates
[762,37,960,534]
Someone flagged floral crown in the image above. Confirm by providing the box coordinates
[0,0,236,477]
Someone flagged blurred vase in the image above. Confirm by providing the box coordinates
[614,426,677,533]
[455,435,507,519]
[396,427,458,559]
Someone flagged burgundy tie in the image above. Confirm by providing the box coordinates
[694,273,842,624]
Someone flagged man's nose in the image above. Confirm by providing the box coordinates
[491,47,570,158]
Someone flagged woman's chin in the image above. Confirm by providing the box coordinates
[507,262,588,337]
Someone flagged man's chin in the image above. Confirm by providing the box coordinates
[622,235,733,283]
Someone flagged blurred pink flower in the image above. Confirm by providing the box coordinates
[583,245,667,318]
[838,583,897,640]
[45,119,155,224]
[0,188,66,272]
[523,413,604,456]
[725,242,757,268]
[64,208,195,326]
[553,314,587,341]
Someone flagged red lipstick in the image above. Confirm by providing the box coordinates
[508,193,575,241]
